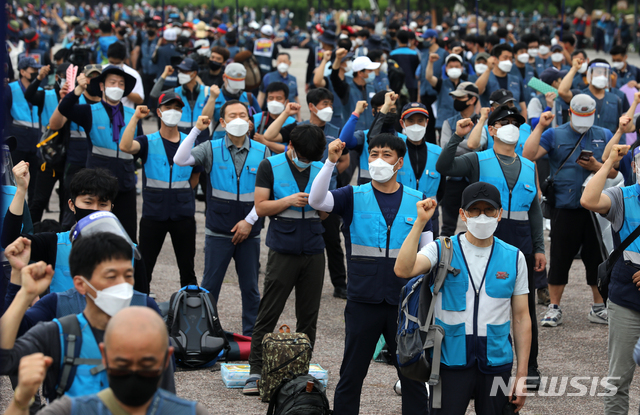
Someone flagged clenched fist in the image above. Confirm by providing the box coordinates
[134,105,150,119]
[196,116,211,131]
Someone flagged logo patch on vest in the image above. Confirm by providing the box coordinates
[496,271,509,279]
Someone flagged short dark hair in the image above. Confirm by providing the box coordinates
[70,232,132,280]
[54,48,70,61]
[277,52,291,60]
[99,20,112,34]
[210,46,230,61]
[306,87,334,106]
[561,33,576,46]
[571,49,588,59]
[389,22,401,31]
[70,168,118,204]
[397,30,410,45]
[107,41,126,60]
[356,29,370,38]
[610,44,628,56]
[485,35,500,47]
[496,27,508,38]
[513,42,527,54]
[265,81,290,99]
[492,44,513,58]
[521,33,539,45]
[289,124,326,162]
[371,91,387,109]
[465,35,485,45]
[220,99,249,118]
[368,133,406,158]
[337,38,352,50]
[367,49,384,63]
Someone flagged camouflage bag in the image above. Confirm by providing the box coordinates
[259,324,312,402]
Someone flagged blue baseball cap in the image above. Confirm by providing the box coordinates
[72,212,141,259]
[422,29,438,39]
[18,56,42,70]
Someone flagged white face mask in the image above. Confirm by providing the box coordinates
[591,75,608,89]
[105,87,124,102]
[404,124,426,142]
[516,53,530,64]
[277,62,289,73]
[447,68,462,79]
[528,48,539,57]
[267,100,285,115]
[344,61,353,73]
[380,62,388,74]
[225,118,250,136]
[495,124,520,145]
[539,45,550,55]
[612,61,625,70]
[178,73,192,85]
[498,60,513,73]
[464,213,499,240]
[573,124,591,134]
[578,62,588,74]
[551,53,564,63]
[506,24,514,32]
[368,158,399,183]
[82,278,133,317]
[314,106,333,122]
[225,84,242,95]
[355,38,363,46]
[197,48,210,56]
[160,109,182,127]
[474,63,488,75]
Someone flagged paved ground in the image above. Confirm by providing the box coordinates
[3,48,640,414]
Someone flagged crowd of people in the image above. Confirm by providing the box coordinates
[3,2,640,414]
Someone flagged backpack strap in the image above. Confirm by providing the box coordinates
[201,291,231,354]
[56,315,104,398]
[97,389,130,415]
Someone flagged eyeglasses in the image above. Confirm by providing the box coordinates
[493,119,521,127]
[466,207,498,217]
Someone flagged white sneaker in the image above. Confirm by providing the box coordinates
[393,380,401,396]
[541,304,563,327]
[588,306,608,324]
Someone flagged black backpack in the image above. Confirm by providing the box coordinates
[386,58,406,96]
[165,285,230,368]
[37,127,66,170]
[266,374,332,415]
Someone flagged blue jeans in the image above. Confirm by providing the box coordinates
[202,235,261,336]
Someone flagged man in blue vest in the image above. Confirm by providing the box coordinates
[425,53,470,134]
[610,45,640,88]
[119,92,202,288]
[311,47,353,129]
[7,306,203,415]
[308,134,430,414]
[242,124,328,395]
[476,44,528,120]
[257,52,299,109]
[523,94,617,327]
[396,181,531,413]
[343,56,379,131]
[2,165,148,294]
[96,19,118,65]
[437,104,547,389]
[512,42,538,105]
[582,143,640,415]
[527,69,565,130]
[0,231,173,402]
[252,82,296,154]
[58,66,142,243]
[139,20,160,105]
[174,100,268,337]
[4,57,42,204]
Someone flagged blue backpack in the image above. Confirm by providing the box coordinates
[396,236,458,409]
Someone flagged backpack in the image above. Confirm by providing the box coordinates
[234,50,262,91]
[165,285,230,368]
[266,374,332,415]
[396,236,458,409]
[260,324,312,402]
[386,58,406,96]
[37,127,66,170]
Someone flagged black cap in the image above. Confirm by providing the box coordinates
[158,91,185,108]
[489,89,515,105]
[56,62,70,76]
[318,30,337,46]
[461,182,502,210]
[176,58,199,72]
[487,104,526,127]
[94,66,137,97]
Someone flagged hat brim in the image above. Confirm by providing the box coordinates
[95,66,137,97]
[318,35,336,45]
[571,113,595,127]
[488,111,526,126]
[176,63,196,72]
[490,97,516,105]
[228,79,245,90]
[450,90,478,98]
[463,198,501,211]
[159,97,185,108]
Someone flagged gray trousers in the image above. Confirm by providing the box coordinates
[605,300,640,415]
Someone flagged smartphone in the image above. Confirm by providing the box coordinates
[579,150,593,161]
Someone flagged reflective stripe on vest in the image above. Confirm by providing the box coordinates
[9,81,39,129]
[209,138,265,203]
[175,85,209,129]
[270,153,321,219]
[144,131,193,190]
[346,77,375,131]
[50,231,73,293]
[88,102,135,160]
[69,95,87,137]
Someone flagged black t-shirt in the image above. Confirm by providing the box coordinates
[407,140,427,183]
[255,154,311,200]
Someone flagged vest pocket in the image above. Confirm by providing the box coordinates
[348,260,378,300]
[441,278,467,311]
[436,318,467,367]
[211,201,231,214]
[486,321,513,366]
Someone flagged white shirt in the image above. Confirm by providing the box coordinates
[418,233,529,296]
[121,64,144,109]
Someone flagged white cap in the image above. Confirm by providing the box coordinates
[352,56,381,72]
[225,63,246,90]
[163,28,178,41]
[261,24,273,36]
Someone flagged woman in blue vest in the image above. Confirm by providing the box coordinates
[582,143,640,415]
[395,181,531,414]
[309,134,430,415]
[58,66,142,243]
[119,92,201,289]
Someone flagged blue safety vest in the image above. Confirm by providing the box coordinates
[614,64,640,87]
[485,72,522,108]
[610,185,640,313]
[358,130,408,183]
[68,95,89,166]
[348,182,422,304]
[396,141,441,199]
[140,37,159,74]
[40,88,59,131]
[346,77,375,131]
[50,231,73,293]
[56,288,147,319]
[175,85,211,143]
[486,123,532,157]
[264,153,325,255]
[434,235,519,373]
[510,63,537,104]
[325,77,346,129]
[581,87,622,134]
[207,137,266,237]
[252,112,295,133]
[548,123,609,209]
[87,103,136,191]
[142,131,195,221]
[434,78,460,129]
[477,149,537,254]
[212,92,252,140]
[8,81,40,152]
[70,389,196,415]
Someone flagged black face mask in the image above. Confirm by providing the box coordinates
[73,206,98,222]
[388,31,396,38]
[108,372,162,407]
[147,30,156,37]
[453,99,469,112]
[118,29,127,36]
[27,72,37,82]
[209,60,223,72]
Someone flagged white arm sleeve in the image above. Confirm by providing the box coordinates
[244,206,259,225]
[308,159,335,212]
[419,231,434,250]
[173,126,202,166]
